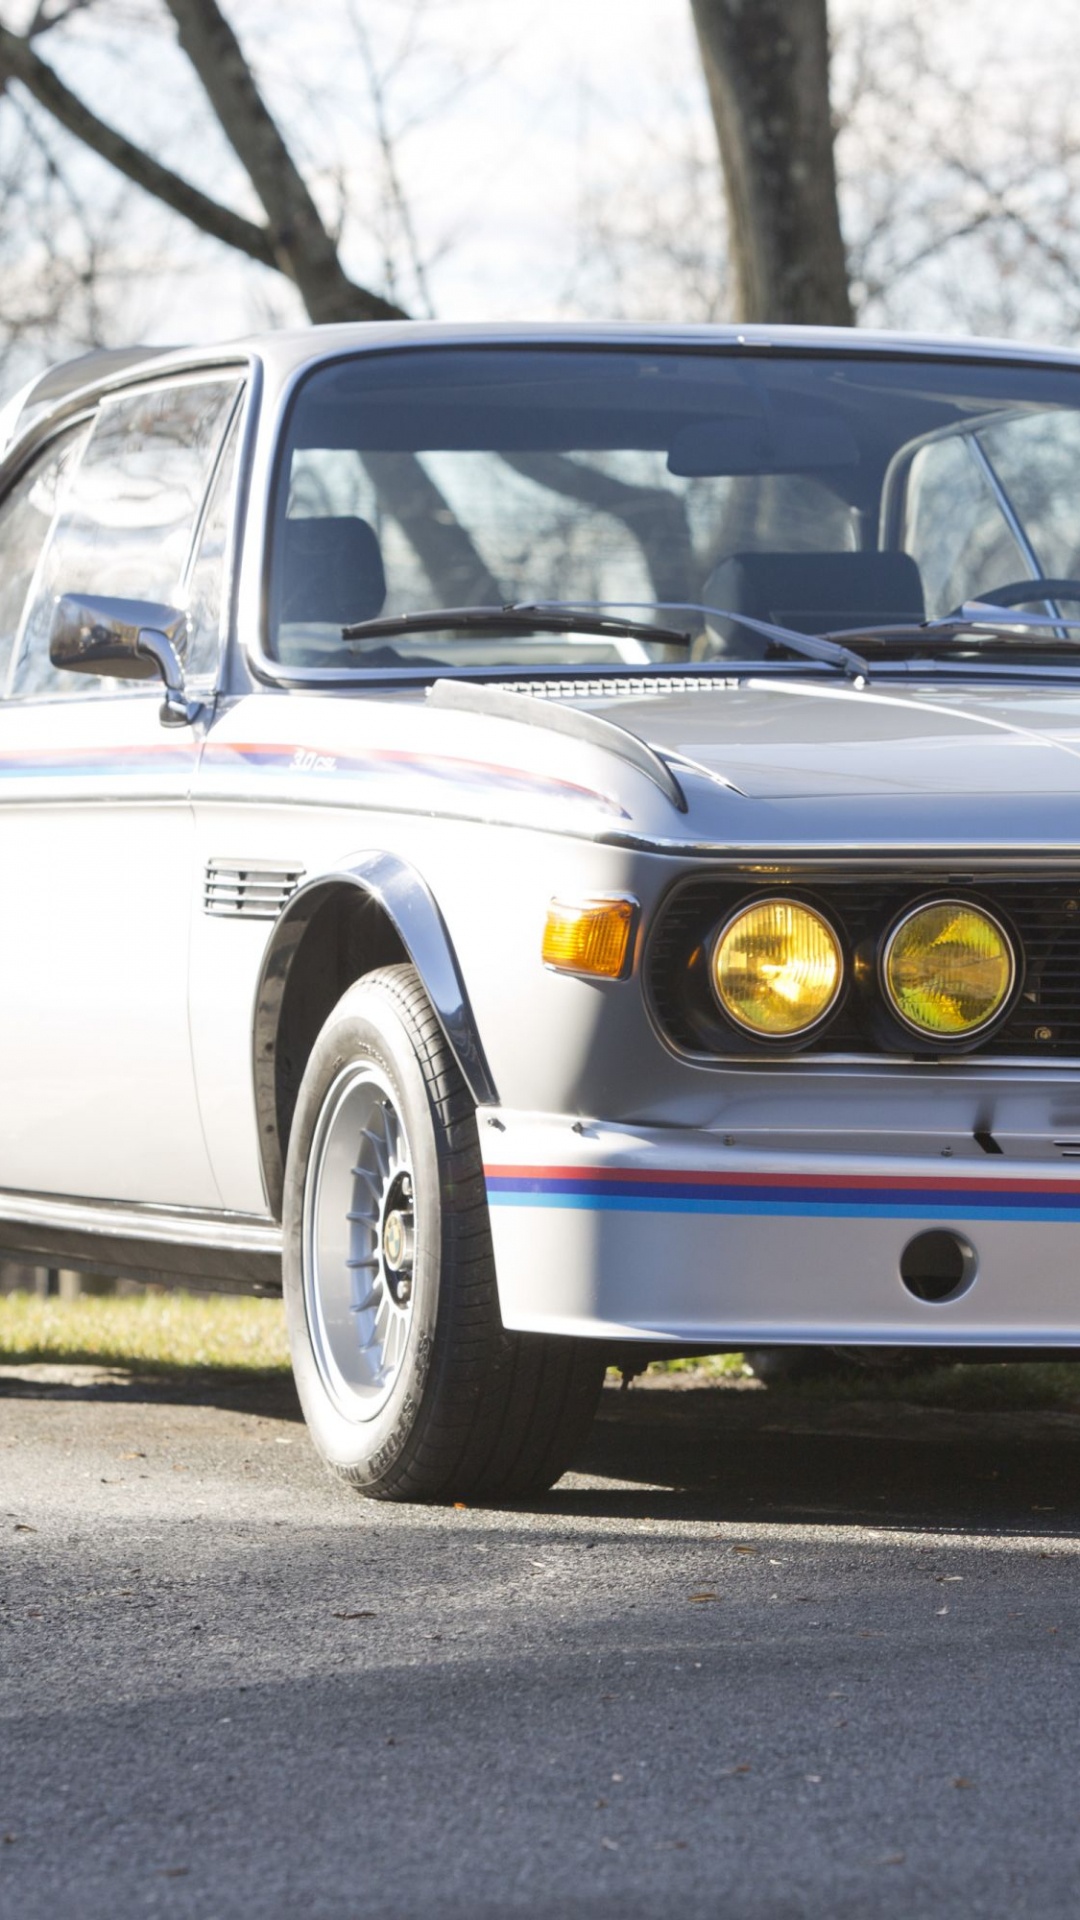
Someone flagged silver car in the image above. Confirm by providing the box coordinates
[3,321,1080,1499]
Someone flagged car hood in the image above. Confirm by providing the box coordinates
[577,677,1080,801]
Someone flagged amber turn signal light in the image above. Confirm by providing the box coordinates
[542,896,637,978]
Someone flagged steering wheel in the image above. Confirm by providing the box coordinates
[962,577,1080,611]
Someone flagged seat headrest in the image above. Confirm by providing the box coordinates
[703,550,925,656]
[280,516,386,627]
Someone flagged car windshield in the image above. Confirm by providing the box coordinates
[268,345,1080,674]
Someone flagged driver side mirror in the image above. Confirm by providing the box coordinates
[48,594,200,727]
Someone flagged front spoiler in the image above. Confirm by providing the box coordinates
[480,1112,1080,1345]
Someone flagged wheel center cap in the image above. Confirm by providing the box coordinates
[383,1209,409,1272]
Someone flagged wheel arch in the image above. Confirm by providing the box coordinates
[253,851,498,1219]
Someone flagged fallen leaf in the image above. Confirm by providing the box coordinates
[732,1545,758,1554]
[595,1798,608,1810]
[721,1763,752,1776]
[952,1777,974,1789]
[611,1773,624,1782]
[600,1837,619,1852]
[805,1773,822,1783]
[119,1452,145,1460]
[688,1590,721,1604]
[161,1867,189,1878]
[453,1502,467,1511]
[2,1835,16,1846]
[935,1606,949,1616]
[936,1575,963,1583]
[13,1523,36,1533]
[878,1853,905,1866]
[332,1610,377,1620]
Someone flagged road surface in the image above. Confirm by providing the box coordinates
[3,1365,1080,1917]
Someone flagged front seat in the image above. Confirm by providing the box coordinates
[701,550,926,657]
[279,515,387,631]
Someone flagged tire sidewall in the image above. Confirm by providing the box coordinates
[282,977,444,1484]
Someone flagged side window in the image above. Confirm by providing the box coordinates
[182,405,242,684]
[11,378,240,700]
[0,426,87,695]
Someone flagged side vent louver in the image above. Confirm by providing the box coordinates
[204,859,303,920]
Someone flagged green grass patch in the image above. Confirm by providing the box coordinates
[644,1353,753,1378]
[0,1290,290,1375]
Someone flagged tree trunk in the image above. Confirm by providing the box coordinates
[690,0,852,325]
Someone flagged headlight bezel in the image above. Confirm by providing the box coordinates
[708,894,846,1041]
[878,895,1019,1042]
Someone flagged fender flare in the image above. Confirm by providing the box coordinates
[252,850,498,1214]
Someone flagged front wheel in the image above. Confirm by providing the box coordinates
[282,964,604,1501]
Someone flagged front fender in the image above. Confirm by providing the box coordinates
[253,850,498,1213]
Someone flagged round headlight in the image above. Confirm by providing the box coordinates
[711,898,843,1038]
[882,900,1015,1038]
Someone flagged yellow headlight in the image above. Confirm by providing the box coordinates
[711,899,843,1037]
[883,901,1015,1037]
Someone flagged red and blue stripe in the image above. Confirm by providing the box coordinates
[485,1165,1080,1223]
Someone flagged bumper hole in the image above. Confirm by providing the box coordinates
[899,1229,977,1304]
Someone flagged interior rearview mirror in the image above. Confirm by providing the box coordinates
[667,413,860,477]
[48,594,199,727]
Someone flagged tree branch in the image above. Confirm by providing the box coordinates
[0,21,280,269]
[501,452,696,602]
[163,0,404,322]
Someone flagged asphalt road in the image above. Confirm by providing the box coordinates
[3,1365,1080,1919]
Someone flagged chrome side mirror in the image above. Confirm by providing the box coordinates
[48,594,200,727]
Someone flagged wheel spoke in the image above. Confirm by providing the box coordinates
[303,1060,417,1419]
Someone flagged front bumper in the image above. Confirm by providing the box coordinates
[480,1111,1080,1345]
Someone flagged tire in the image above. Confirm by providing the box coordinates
[282,963,605,1501]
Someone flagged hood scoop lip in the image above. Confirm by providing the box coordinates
[427,676,690,813]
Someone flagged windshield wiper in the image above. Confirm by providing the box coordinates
[342,599,869,682]
[522,600,870,681]
[341,604,692,648]
[821,602,1080,654]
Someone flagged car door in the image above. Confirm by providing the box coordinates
[0,373,242,1208]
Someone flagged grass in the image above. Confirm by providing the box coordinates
[0,1290,291,1375]
[4,1292,1080,1413]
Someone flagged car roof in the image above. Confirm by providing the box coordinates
[8,320,1080,456]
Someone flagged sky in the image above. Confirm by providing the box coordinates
[2,0,1080,385]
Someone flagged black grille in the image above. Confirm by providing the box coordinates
[646,865,1080,1060]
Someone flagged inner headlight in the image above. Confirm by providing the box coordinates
[711,898,843,1037]
[882,900,1015,1037]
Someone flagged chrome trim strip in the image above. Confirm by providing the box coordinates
[0,1188,281,1254]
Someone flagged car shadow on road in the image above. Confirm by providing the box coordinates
[5,1363,1080,1536]
[0,1361,306,1421]
[555,1380,1080,1535]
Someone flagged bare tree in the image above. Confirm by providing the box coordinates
[0,0,405,324]
[689,0,852,325]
